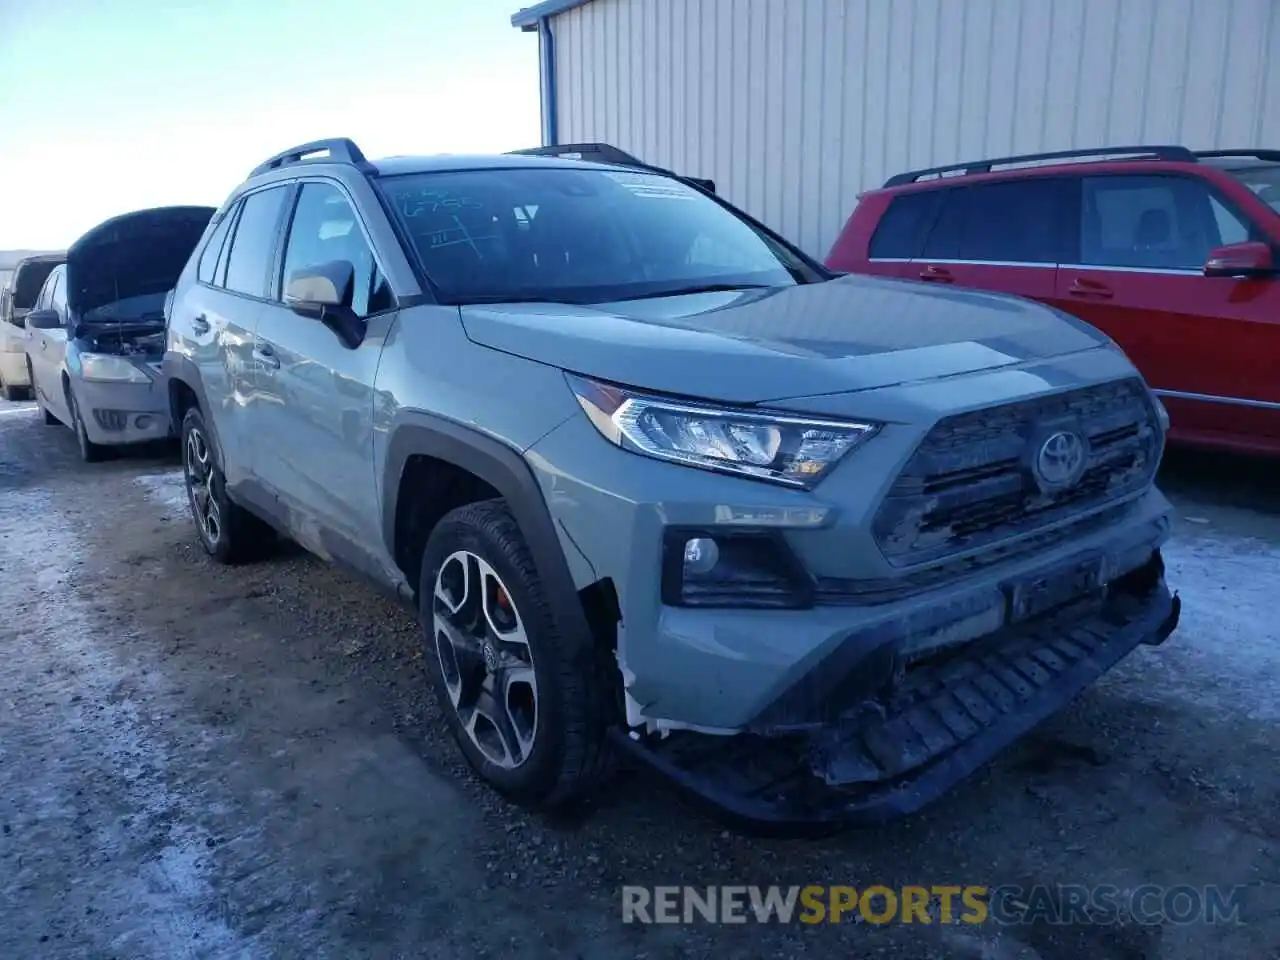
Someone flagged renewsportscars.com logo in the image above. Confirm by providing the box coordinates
[622,884,1246,926]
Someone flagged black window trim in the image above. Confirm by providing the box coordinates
[196,204,236,287]
[201,183,295,304]
[276,175,400,319]
[48,269,67,315]
[911,176,1077,267]
[39,265,65,314]
[1062,170,1275,275]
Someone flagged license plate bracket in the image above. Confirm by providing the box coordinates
[1004,555,1108,624]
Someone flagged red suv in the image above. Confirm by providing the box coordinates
[827,146,1280,456]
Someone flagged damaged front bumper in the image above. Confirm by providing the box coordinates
[613,548,1179,832]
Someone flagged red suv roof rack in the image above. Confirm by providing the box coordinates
[1195,149,1280,163]
[883,145,1198,188]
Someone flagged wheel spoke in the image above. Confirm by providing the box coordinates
[467,686,528,767]
[481,568,528,651]
[498,664,537,756]
[204,495,221,541]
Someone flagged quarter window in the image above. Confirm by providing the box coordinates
[1209,196,1250,247]
[869,191,943,259]
[919,180,1065,264]
[1079,175,1226,270]
[280,182,392,317]
[223,187,289,298]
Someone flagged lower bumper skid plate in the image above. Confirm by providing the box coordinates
[612,583,1180,835]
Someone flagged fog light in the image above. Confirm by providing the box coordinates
[683,537,720,576]
[135,415,153,430]
[662,529,814,609]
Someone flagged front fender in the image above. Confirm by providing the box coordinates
[381,411,594,651]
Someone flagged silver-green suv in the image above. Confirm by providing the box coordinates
[163,138,1181,828]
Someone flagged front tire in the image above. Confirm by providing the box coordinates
[181,406,273,563]
[68,389,109,462]
[27,361,57,424]
[419,499,613,810]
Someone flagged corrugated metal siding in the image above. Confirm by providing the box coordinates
[549,0,1280,257]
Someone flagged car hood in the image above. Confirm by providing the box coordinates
[458,274,1109,405]
[67,206,216,318]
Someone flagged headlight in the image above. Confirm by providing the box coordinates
[80,354,151,383]
[567,374,878,488]
[1151,393,1171,432]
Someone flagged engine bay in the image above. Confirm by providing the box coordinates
[80,324,166,357]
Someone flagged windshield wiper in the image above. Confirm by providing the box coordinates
[616,282,773,302]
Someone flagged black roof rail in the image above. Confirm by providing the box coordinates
[508,142,716,193]
[1195,149,1280,163]
[883,145,1198,187]
[249,138,372,178]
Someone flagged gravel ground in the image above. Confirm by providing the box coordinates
[1,396,1278,960]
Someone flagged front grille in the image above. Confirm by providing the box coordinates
[873,378,1161,566]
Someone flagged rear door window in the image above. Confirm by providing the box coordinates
[919,180,1068,264]
[869,191,943,259]
[222,187,290,298]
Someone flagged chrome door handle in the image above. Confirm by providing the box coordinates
[253,344,280,369]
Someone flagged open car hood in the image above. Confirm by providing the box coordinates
[459,274,1111,405]
[67,205,216,321]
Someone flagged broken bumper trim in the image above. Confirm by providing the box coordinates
[611,574,1180,834]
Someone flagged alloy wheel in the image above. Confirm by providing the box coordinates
[184,426,221,546]
[433,550,538,769]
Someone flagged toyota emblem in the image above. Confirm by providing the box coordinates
[1034,430,1087,489]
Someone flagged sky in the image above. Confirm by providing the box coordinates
[0,0,542,249]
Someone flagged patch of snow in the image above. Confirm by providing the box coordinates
[1140,534,1279,722]
[133,469,189,514]
[0,487,264,959]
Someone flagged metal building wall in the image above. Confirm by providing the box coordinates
[547,0,1280,257]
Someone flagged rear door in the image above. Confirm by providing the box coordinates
[910,178,1070,301]
[174,185,292,492]
[1054,173,1280,451]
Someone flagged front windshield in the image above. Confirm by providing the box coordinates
[1223,164,1280,214]
[378,167,822,305]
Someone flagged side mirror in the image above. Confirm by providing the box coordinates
[25,309,61,330]
[1203,241,1275,278]
[283,261,364,349]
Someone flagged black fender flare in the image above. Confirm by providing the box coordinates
[382,413,594,649]
[161,353,220,457]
